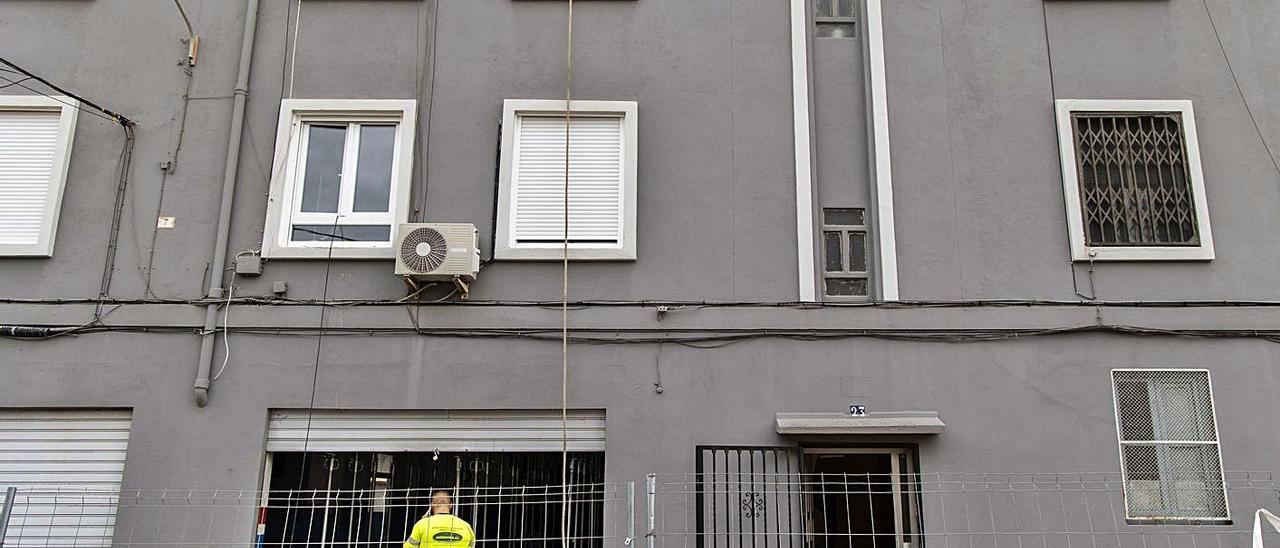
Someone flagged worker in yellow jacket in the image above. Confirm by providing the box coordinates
[405,490,476,548]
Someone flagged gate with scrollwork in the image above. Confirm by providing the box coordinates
[695,446,805,548]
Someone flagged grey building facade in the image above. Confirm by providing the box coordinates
[1,0,1279,546]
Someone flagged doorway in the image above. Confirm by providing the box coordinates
[803,448,920,548]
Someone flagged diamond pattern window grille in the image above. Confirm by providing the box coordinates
[1112,370,1227,521]
[1072,113,1200,247]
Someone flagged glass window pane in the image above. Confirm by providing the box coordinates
[299,124,346,213]
[836,0,856,17]
[291,224,391,242]
[823,231,843,272]
[823,208,865,226]
[353,124,397,213]
[813,0,834,18]
[824,278,868,297]
[815,23,856,39]
[850,231,867,272]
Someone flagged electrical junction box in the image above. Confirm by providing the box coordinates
[235,255,262,276]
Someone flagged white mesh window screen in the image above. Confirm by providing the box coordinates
[1112,369,1228,522]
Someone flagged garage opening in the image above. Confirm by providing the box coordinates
[263,451,604,547]
[260,409,607,547]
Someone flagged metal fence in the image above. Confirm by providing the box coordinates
[646,471,1280,548]
[0,483,635,547]
[3,473,1280,547]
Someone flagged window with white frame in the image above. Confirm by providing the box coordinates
[495,99,638,261]
[262,99,416,259]
[1112,369,1228,523]
[1055,100,1214,261]
[821,208,870,299]
[0,95,78,257]
[813,0,856,38]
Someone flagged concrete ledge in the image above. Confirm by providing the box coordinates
[775,411,945,435]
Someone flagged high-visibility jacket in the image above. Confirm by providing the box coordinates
[404,513,476,548]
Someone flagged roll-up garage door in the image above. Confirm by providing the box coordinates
[266,409,605,452]
[0,409,133,547]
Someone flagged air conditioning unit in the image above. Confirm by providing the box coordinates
[395,223,480,283]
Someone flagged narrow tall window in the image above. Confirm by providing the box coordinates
[1055,100,1213,261]
[262,99,416,259]
[1112,369,1228,523]
[0,96,78,257]
[821,208,870,299]
[812,0,856,38]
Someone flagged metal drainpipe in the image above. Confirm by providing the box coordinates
[194,0,260,407]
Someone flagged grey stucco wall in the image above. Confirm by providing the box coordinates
[1,0,1279,543]
[885,0,1280,301]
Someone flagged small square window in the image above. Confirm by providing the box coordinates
[1055,100,1214,261]
[813,0,856,38]
[262,99,416,259]
[0,95,79,257]
[495,99,638,261]
[1112,369,1228,523]
[820,208,870,299]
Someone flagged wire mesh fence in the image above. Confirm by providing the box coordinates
[647,471,1280,548]
[0,483,635,547]
[4,472,1280,547]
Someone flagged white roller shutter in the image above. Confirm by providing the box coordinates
[0,410,132,548]
[511,115,625,244]
[0,97,77,257]
[266,409,605,452]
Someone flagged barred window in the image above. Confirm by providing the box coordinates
[821,208,870,299]
[1055,100,1214,261]
[1112,370,1227,523]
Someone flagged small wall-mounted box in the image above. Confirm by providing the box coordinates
[235,255,263,276]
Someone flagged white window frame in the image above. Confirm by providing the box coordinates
[1055,99,1214,261]
[0,95,78,257]
[262,99,416,259]
[495,99,638,261]
[1110,368,1230,524]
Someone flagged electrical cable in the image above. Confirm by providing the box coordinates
[0,58,133,126]
[1199,0,1280,181]
[296,219,341,493]
[288,0,303,99]
[560,1,574,546]
[211,284,234,381]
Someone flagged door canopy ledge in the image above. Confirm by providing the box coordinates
[776,411,945,435]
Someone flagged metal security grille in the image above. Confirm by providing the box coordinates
[1112,370,1227,522]
[264,452,607,547]
[695,447,804,548]
[1071,113,1200,247]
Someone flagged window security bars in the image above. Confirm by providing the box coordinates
[813,0,856,38]
[1071,113,1200,247]
[821,208,871,299]
[1112,370,1228,522]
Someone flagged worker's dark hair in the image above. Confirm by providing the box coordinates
[431,490,452,500]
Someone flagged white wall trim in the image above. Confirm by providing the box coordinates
[862,0,899,300]
[261,99,417,260]
[0,95,78,257]
[790,0,818,302]
[494,99,638,261]
[1054,99,1214,261]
